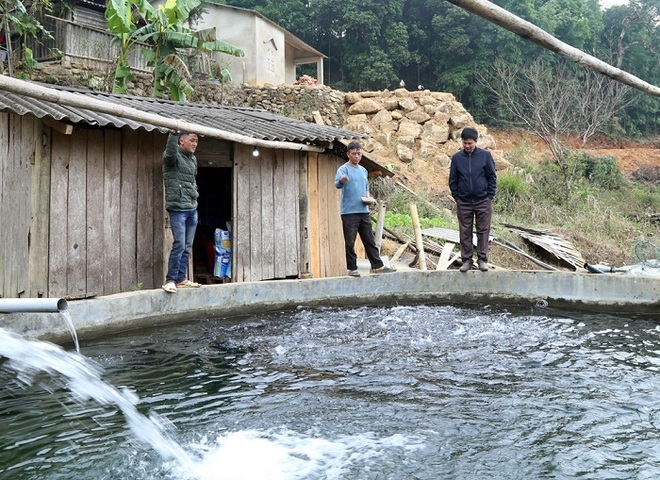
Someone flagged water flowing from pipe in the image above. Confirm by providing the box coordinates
[0,328,195,470]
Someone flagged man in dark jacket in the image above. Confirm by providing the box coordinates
[162,131,202,292]
[449,127,497,272]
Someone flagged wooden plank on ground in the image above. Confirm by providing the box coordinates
[437,252,460,271]
[391,242,409,263]
[436,242,455,270]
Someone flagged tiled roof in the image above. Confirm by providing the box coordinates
[0,82,367,145]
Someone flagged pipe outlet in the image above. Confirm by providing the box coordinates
[0,298,68,313]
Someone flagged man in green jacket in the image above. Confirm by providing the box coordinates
[162,131,202,293]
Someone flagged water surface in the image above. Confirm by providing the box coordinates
[1,304,659,479]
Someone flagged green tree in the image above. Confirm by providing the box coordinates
[602,0,660,135]
[106,0,244,100]
[0,0,54,77]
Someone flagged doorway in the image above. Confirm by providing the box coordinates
[193,166,232,283]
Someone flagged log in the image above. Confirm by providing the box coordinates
[0,75,325,151]
[446,0,660,98]
[410,204,427,271]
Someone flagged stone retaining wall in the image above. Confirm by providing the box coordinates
[33,64,510,170]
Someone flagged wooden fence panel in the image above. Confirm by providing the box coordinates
[260,149,275,280]
[67,129,88,297]
[307,153,321,278]
[152,135,166,288]
[120,130,139,291]
[282,152,300,277]
[103,130,122,294]
[234,145,251,282]
[137,130,155,289]
[272,150,287,278]
[86,129,105,296]
[48,132,71,297]
[248,149,263,281]
[28,119,50,297]
[0,114,33,297]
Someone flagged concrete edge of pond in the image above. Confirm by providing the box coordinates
[2,270,659,346]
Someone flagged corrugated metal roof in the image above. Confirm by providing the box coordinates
[0,83,367,144]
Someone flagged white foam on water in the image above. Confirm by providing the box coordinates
[183,429,424,480]
[0,329,196,470]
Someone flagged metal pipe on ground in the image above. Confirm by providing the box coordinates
[0,298,68,313]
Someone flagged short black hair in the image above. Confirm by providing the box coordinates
[346,141,362,151]
[460,127,479,141]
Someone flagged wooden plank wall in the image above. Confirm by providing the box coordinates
[0,113,36,298]
[233,144,301,282]
[307,152,346,278]
[48,127,165,298]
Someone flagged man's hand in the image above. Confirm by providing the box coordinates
[340,174,349,184]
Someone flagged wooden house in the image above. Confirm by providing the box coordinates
[0,80,391,300]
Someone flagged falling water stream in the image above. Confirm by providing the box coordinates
[1,303,660,479]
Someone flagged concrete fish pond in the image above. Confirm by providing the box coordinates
[0,271,658,479]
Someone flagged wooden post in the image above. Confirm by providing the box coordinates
[409,203,427,271]
[374,200,386,252]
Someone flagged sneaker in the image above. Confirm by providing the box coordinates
[348,270,361,277]
[370,266,397,274]
[162,281,177,293]
[478,260,489,271]
[459,260,473,272]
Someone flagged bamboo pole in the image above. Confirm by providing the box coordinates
[0,75,326,152]
[409,203,427,271]
[446,0,660,98]
[374,200,386,251]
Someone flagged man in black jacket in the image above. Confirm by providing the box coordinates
[449,127,497,272]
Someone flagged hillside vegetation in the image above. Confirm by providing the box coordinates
[366,126,660,271]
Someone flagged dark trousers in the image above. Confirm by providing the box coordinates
[456,198,492,262]
[341,213,384,271]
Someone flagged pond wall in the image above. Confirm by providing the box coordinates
[2,270,658,346]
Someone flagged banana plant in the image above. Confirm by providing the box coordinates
[107,0,243,101]
[106,0,154,94]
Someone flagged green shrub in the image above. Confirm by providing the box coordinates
[571,151,624,190]
[382,212,456,236]
[495,171,530,214]
[505,140,536,171]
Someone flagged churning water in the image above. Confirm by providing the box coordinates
[1,304,660,479]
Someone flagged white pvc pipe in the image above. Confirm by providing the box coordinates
[0,298,68,313]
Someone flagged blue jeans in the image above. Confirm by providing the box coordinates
[166,209,198,283]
